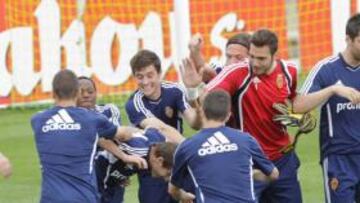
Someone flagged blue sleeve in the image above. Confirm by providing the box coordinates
[170,141,190,188]
[299,62,327,95]
[173,85,190,113]
[108,104,122,126]
[248,135,275,176]
[144,128,165,144]
[95,113,117,139]
[125,96,147,127]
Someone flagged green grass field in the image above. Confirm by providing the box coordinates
[0,105,324,203]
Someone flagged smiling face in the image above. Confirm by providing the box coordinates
[134,64,162,100]
[77,78,97,109]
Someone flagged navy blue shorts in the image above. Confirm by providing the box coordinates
[322,154,360,203]
[254,151,302,203]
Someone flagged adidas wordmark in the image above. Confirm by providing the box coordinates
[198,132,238,156]
[42,109,81,132]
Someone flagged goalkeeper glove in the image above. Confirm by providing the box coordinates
[272,99,303,127]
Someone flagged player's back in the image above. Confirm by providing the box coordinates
[174,126,273,203]
[31,106,110,203]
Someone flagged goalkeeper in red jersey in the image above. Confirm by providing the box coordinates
[182,29,308,203]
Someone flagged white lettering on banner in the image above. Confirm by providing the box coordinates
[35,0,61,92]
[91,17,139,86]
[11,28,40,96]
[210,13,245,64]
[0,0,245,98]
[0,31,13,96]
[0,28,41,96]
[138,12,172,77]
[61,19,92,77]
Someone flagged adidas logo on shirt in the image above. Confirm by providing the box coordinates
[198,132,238,156]
[42,109,81,132]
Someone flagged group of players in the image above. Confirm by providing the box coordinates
[28,13,360,203]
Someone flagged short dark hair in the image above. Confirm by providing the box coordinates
[250,29,278,55]
[130,50,161,74]
[226,33,251,50]
[202,90,231,122]
[52,69,79,100]
[346,14,360,40]
[151,142,178,169]
[78,76,97,91]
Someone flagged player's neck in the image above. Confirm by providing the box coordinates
[342,49,360,67]
[146,85,162,101]
[55,99,77,107]
[265,60,277,75]
[203,120,225,128]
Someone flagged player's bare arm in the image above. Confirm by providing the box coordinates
[168,183,195,202]
[0,152,12,179]
[176,58,204,129]
[293,85,360,113]
[98,138,147,169]
[115,126,143,141]
[253,167,279,182]
[141,117,185,143]
[188,34,217,82]
[182,102,202,130]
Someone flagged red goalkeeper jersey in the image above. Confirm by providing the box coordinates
[206,60,298,160]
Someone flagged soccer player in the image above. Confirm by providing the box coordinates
[166,90,278,203]
[31,69,141,203]
[293,14,360,203]
[77,76,146,203]
[182,29,301,202]
[101,120,185,191]
[189,32,251,83]
[0,152,11,178]
[125,49,201,203]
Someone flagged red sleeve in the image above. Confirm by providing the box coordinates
[287,64,298,100]
[205,62,250,96]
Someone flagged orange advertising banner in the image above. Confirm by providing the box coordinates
[0,0,345,106]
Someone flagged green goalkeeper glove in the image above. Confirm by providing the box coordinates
[273,100,317,153]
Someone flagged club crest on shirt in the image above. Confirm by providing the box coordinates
[253,76,261,90]
[276,74,284,89]
[165,106,174,118]
[330,177,339,191]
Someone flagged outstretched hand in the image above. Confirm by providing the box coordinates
[180,58,203,88]
[122,154,148,170]
[332,85,360,104]
[188,33,203,55]
[0,153,12,179]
